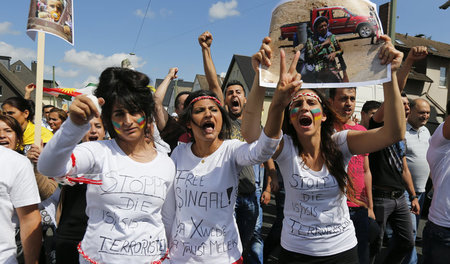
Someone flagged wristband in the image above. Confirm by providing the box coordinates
[409,195,418,201]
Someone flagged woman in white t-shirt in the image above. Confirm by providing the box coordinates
[168,73,291,262]
[242,36,406,263]
[38,67,176,264]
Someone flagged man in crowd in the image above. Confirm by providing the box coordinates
[360,100,381,129]
[403,98,431,264]
[422,100,450,263]
[330,87,374,264]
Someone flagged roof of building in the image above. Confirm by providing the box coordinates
[194,74,224,91]
[395,33,450,59]
[0,62,27,97]
[408,69,433,83]
[222,54,255,90]
[154,79,193,107]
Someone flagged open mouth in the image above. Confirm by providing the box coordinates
[299,116,312,127]
[202,121,215,133]
[88,136,98,141]
[0,141,10,146]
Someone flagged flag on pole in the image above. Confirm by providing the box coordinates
[26,0,74,45]
[43,87,82,99]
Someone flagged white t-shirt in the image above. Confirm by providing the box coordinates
[426,122,450,228]
[0,147,40,264]
[405,123,431,192]
[169,132,281,264]
[275,131,357,256]
[38,119,176,263]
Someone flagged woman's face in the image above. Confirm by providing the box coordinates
[82,117,105,142]
[2,104,29,128]
[0,120,18,150]
[110,104,146,142]
[48,112,63,132]
[188,99,223,143]
[289,90,326,137]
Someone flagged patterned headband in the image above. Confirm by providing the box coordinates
[189,96,222,106]
[289,93,322,108]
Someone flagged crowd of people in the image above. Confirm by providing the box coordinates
[0,30,448,264]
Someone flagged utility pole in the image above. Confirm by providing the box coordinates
[389,0,397,43]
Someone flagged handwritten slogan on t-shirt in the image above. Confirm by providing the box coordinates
[89,171,169,257]
[286,172,352,237]
[170,169,239,258]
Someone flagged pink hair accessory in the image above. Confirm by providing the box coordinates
[289,92,322,109]
[189,96,222,106]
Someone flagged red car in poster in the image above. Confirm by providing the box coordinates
[280,6,378,40]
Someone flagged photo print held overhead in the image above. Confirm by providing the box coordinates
[260,0,390,89]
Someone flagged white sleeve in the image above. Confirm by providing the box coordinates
[332,130,352,164]
[11,157,41,208]
[234,130,282,167]
[38,117,91,177]
[161,178,176,244]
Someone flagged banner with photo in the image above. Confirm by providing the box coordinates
[260,0,389,89]
[26,0,74,45]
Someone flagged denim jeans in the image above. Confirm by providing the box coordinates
[235,194,258,255]
[422,221,450,264]
[401,191,425,264]
[247,186,263,264]
[349,207,370,264]
[370,193,414,264]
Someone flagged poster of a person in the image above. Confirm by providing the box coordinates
[27,0,74,45]
[260,0,388,89]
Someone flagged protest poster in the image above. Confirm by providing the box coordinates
[260,0,389,89]
[26,0,74,45]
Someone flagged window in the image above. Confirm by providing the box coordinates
[15,65,21,72]
[332,9,348,19]
[440,67,447,87]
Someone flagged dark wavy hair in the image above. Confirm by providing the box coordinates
[282,89,354,196]
[0,114,23,151]
[2,97,35,121]
[94,67,155,139]
[179,90,231,142]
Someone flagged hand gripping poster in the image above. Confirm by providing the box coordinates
[260,0,389,89]
[27,0,74,45]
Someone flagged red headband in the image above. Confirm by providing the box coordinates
[289,92,322,109]
[189,96,222,106]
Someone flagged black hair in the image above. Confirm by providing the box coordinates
[328,87,356,100]
[282,89,354,196]
[94,67,155,139]
[175,91,191,111]
[2,97,35,121]
[180,89,231,142]
[0,114,23,151]
[401,92,407,97]
[224,80,246,96]
[313,16,329,30]
[361,100,381,113]
[43,105,54,111]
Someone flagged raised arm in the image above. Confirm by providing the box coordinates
[199,31,223,104]
[347,36,406,155]
[38,95,101,177]
[241,37,272,143]
[153,67,178,131]
[397,46,428,91]
[24,83,35,100]
[373,45,428,123]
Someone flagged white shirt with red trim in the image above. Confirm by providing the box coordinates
[38,118,176,263]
